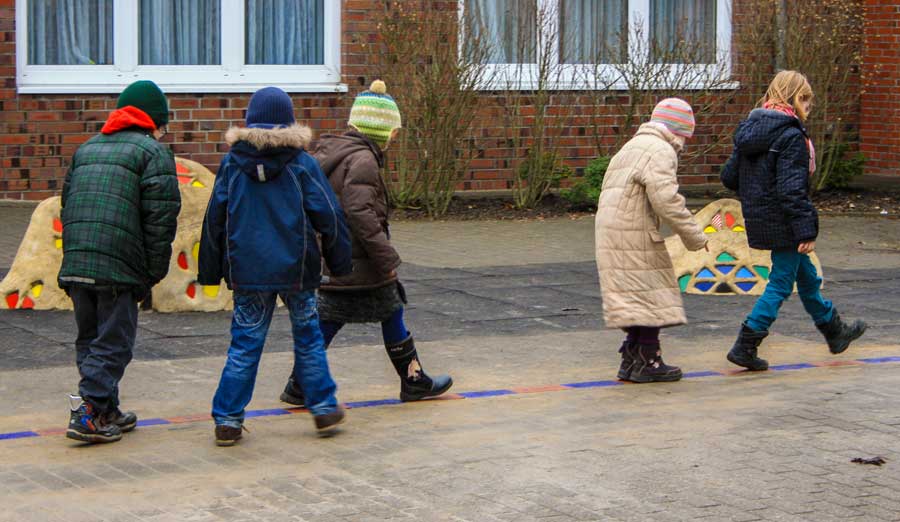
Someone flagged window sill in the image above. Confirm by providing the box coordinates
[475,80,741,92]
[17,82,350,95]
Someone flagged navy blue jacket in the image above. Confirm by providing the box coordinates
[198,126,352,292]
[721,109,818,251]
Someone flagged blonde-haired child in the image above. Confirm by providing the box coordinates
[721,70,866,370]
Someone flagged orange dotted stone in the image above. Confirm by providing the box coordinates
[5,293,18,309]
[186,283,196,299]
[177,176,192,184]
[52,218,63,233]
[177,252,189,270]
[21,297,34,309]
[725,213,736,228]
[176,163,190,174]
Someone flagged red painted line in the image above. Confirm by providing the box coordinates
[167,414,212,424]
[812,360,865,367]
[34,427,67,436]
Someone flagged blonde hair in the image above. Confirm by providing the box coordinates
[760,70,814,121]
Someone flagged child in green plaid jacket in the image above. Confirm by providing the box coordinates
[59,80,181,444]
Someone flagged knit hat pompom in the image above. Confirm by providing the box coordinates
[246,86,296,129]
[650,98,695,139]
[117,80,169,128]
[348,79,402,149]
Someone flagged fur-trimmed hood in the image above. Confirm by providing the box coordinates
[225,124,313,183]
[225,124,312,150]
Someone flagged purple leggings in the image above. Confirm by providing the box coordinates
[624,326,660,346]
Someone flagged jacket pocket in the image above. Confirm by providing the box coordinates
[648,229,665,243]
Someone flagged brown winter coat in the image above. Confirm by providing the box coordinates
[317,131,400,291]
[595,123,708,328]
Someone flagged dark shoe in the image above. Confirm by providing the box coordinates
[66,396,122,444]
[314,405,345,436]
[629,344,683,383]
[103,408,138,433]
[817,309,867,354]
[279,375,305,406]
[400,373,453,402]
[727,323,769,371]
[617,341,637,381]
[215,424,244,447]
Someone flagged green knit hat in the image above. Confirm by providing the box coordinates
[117,80,169,128]
[348,80,401,148]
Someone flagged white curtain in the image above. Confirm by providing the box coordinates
[560,0,627,64]
[28,0,113,65]
[246,0,324,65]
[464,0,536,64]
[651,0,716,63]
[140,0,221,65]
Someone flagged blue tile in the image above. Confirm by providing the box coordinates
[770,363,815,371]
[683,371,723,378]
[345,399,403,409]
[457,389,516,398]
[244,409,291,418]
[136,418,171,427]
[562,380,623,388]
[858,356,900,364]
[0,431,39,440]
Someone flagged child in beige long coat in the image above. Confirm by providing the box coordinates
[595,98,708,383]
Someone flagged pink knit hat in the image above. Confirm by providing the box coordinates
[650,98,695,138]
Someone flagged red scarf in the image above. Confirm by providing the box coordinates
[763,101,816,176]
[101,106,157,135]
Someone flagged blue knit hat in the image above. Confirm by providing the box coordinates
[246,87,296,129]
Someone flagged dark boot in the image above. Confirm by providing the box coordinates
[727,323,769,371]
[629,344,683,383]
[817,309,867,354]
[386,336,453,402]
[215,424,244,447]
[66,395,122,444]
[280,375,305,406]
[617,341,638,381]
[314,405,345,436]
[103,408,138,433]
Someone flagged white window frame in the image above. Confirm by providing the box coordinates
[16,0,347,94]
[461,0,733,91]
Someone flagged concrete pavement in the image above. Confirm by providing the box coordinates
[1,208,900,521]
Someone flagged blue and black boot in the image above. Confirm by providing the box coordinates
[66,395,122,444]
[388,336,453,402]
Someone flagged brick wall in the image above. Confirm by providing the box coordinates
[0,1,773,200]
[861,1,900,176]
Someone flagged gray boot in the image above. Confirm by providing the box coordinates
[817,309,866,354]
[727,323,769,371]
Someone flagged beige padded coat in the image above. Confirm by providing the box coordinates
[595,123,708,328]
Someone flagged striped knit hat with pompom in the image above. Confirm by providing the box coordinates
[650,98,695,138]
[348,80,402,148]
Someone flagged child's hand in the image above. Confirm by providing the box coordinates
[798,241,816,254]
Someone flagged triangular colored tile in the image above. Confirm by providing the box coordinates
[733,226,745,232]
[736,267,755,278]
[678,274,691,292]
[716,252,736,262]
[704,226,717,234]
[716,265,734,275]
[31,283,43,298]
[203,285,220,298]
[753,266,770,279]
[697,268,715,279]
[714,283,732,294]
[736,282,757,292]
[694,282,714,292]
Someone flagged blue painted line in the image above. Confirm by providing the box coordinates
[244,408,291,418]
[0,431,38,440]
[136,418,171,427]
[457,389,516,398]
[562,380,623,388]
[345,399,403,409]
[770,363,816,371]
[858,356,900,364]
[683,371,723,378]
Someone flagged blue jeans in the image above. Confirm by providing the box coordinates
[212,290,338,427]
[745,249,834,333]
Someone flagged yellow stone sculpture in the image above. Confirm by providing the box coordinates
[666,199,823,295]
[0,158,233,311]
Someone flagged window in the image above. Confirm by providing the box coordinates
[16,0,344,93]
[461,0,732,89]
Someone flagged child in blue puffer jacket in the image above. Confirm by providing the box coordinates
[199,87,353,446]
[721,70,866,371]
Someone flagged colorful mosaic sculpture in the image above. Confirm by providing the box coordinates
[0,158,233,312]
[666,198,823,296]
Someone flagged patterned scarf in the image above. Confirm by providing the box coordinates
[763,102,816,176]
